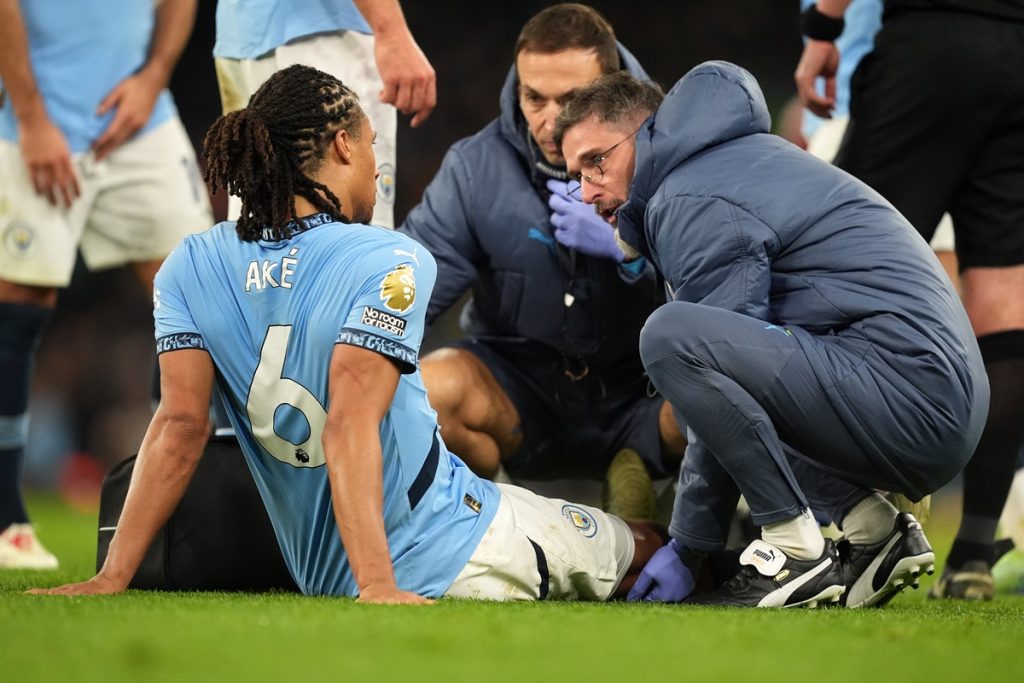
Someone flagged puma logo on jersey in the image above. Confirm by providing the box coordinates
[393,248,420,266]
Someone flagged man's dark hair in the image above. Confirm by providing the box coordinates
[515,3,620,74]
[553,72,664,147]
[203,64,364,242]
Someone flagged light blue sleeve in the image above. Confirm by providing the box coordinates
[335,243,437,374]
[153,244,207,354]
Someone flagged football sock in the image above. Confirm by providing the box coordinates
[0,303,51,530]
[762,509,825,560]
[949,330,1024,570]
[840,492,899,545]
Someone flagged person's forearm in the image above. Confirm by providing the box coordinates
[0,0,47,124]
[814,0,851,19]
[353,0,410,38]
[142,0,197,87]
[324,419,398,594]
[100,411,209,587]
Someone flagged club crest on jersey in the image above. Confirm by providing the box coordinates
[3,221,36,258]
[379,264,416,313]
[561,504,598,538]
[377,163,395,204]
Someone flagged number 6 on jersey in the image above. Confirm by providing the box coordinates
[247,325,327,467]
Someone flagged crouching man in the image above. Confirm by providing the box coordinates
[555,62,989,608]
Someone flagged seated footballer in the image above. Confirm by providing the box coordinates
[29,65,666,603]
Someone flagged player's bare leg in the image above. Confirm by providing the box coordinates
[612,520,669,599]
[420,348,523,478]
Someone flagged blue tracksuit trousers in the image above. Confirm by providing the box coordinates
[640,301,986,551]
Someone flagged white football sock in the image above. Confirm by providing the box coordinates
[841,492,899,545]
[762,509,825,560]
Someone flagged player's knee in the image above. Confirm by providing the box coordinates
[0,280,57,308]
[639,302,695,367]
[420,348,467,416]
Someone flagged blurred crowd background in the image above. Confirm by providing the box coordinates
[25,0,806,499]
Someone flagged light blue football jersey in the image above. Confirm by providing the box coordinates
[153,214,499,597]
[800,0,882,139]
[214,0,372,60]
[0,0,174,153]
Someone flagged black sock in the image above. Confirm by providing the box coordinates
[949,330,1024,570]
[0,303,51,529]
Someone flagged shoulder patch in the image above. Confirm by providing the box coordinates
[380,264,416,313]
[360,306,407,337]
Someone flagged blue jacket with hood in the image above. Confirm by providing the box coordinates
[399,46,662,381]
[616,62,987,497]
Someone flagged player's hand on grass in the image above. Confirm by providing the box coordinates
[18,115,80,207]
[547,179,624,262]
[627,539,696,603]
[374,26,436,128]
[357,583,433,605]
[25,573,126,596]
[92,70,164,160]
[794,39,840,119]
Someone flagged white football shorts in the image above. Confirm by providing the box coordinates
[444,483,634,602]
[214,30,396,229]
[0,116,212,288]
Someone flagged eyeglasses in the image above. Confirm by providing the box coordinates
[568,125,642,199]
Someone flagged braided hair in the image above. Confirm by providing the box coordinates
[203,64,365,241]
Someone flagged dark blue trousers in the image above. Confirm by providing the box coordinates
[640,302,985,551]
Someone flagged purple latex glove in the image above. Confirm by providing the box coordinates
[546,179,624,262]
[626,538,697,603]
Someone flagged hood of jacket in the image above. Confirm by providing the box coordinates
[497,42,651,184]
[616,61,772,256]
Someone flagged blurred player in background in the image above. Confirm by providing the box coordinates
[214,0,435,229]
[399,4,684,519]
[795,0,957,288]
[556,64,987,608]
[796,0,1024,600]
[29,65,666,603]
[0,0,211,569]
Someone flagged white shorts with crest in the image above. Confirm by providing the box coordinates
[0,117,211,287]
[444,483,633,602]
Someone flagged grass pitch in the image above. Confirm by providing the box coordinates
[3,495,1023,682]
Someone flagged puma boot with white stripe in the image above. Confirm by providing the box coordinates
[687,538,845,608]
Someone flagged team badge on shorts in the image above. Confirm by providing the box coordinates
[3,221,36,259]
[561,504,598,538]
[379,264,416,313]
[376,163,395,204]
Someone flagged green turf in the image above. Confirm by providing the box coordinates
[3,495,1023,682]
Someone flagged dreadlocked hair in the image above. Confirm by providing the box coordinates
[203,64,365,241]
